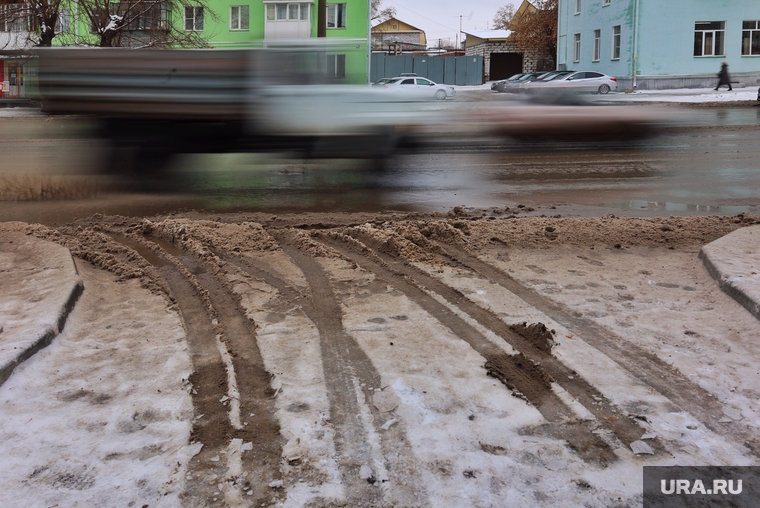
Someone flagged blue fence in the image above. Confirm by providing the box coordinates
[370,54,483,86]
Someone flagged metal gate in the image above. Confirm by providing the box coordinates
[370,54,483,86]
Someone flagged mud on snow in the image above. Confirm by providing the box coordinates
[12,209,760,507]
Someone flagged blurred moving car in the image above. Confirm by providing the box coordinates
[463,101,669,141]
[375,75,456,100]
[531,71,618,94]
[517,71,575,93]
[491,73,523,91]
[491,72,543,93]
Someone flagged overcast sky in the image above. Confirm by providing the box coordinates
[378,0,514,46]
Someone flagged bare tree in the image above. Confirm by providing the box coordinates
[371,0,395,22]
[492,3,516,30]
[0,0,64,47]
[0,0,215,48]
[509,0,557,69]
[69,0,216,47]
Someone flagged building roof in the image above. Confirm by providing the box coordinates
[372,17,425,33]
[461,30,513,40]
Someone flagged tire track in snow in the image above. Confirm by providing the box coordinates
[313,230,621,466]
[268,229,427,507]
[109,233,283,506]
[340,227,653,456]
[436,240,760,458]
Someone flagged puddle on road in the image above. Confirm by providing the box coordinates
[620,200,758,214]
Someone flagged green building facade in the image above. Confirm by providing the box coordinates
[51,0,371,83]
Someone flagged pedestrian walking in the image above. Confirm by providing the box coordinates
[715,62,732,91]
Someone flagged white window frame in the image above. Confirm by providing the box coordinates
[573,33,581,62]
[230,5,249,30]
[574,0,581,15]
[327,54,346,78]
[693,21,725,57]
[184,6,203,31]
[121,2,169,31]
[56,8,71,33]
[327,3,346,29]
[612,25,621,60]
[0,4,31,32]
[742,20,760,56]
[593,29,601,61]
[266,3,310,22]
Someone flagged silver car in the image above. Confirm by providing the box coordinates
[517,71,575,93]
[376,76,456,100]
[534,71,618,94]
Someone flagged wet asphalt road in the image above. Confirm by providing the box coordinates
[0,106,758,223]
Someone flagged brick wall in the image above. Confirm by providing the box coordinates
[466,41,553,80]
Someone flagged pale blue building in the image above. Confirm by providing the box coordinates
[557,0,760,89]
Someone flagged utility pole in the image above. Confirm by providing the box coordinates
[318,0,326,37]
[459,15,462,49]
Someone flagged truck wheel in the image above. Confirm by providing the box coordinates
[104,142,173,177]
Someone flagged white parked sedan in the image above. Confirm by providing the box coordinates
[535,71,618,94]
[376,75,456,100]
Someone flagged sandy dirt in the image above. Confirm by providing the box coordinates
[2,210,760,507]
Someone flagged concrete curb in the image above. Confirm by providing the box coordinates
[699,226,760,322]
[0,278,83,387]
[0,232,84,387]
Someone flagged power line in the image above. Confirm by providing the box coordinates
[385,0,458,32]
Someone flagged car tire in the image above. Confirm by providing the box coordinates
[598,84,611,94]
[435,89,447,100]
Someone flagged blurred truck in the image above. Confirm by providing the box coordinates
[34,42,428,173]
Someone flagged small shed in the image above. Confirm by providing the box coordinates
[463,29,550,81]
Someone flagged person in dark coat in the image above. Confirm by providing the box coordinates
[715,62,732,91]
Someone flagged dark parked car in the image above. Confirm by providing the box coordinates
[491,73,524,91]
[516,71,575,92]
[492,72,543,93]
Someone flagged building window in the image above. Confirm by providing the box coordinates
[742,20,760,56]
[56,8,71,33]
[573,33,581,62]
[593,29,600,61]
[230,5,249,30]
[115,2,168,31]
[0,4,31,32]
[327,3,346,28]
[184,6,203,31]
[327,54,346,78]
[266,3,310,21]
[693,21,725,57]
[574,0,581,15]
[602,0,610,5]
[612,25,620,60]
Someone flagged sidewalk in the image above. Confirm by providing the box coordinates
[469,82,759,104]
[595,86,759,104]
[0,226,83,387]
